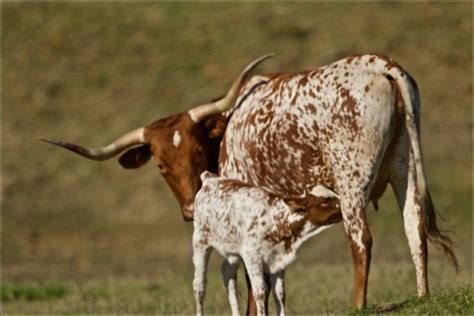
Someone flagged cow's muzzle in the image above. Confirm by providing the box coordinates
[182,204,194,222]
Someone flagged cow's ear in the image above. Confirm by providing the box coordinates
[118,145,151,169]
[203,114,228,139]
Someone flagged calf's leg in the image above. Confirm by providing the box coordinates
[245,270,271,316]
[270,270,286,316]
[242,253,267,316]
[192,244,212,316]
[221,258,241,316]
[245,271,258,316]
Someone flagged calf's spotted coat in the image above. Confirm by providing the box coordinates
[192,171,341,316]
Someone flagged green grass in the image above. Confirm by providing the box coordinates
[396,285,473,314]
[352,285,473,315]
[1,282,71,302]
[2,277,471,314]
[2,2,472,314]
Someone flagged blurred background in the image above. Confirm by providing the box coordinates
[2,2,471,314]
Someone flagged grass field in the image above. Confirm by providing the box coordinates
[2,2,472,314]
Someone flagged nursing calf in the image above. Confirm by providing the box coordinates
[192,171,341,316]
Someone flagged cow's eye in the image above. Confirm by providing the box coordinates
[197,146,203,154]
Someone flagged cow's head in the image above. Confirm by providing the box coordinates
[117,112,226,221]
[38,54,272,221]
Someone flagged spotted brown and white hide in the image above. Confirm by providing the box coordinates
[219,54,457,309]
[39,53,456,312]
[192,171,340,316]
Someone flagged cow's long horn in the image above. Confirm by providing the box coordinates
[188,53,274,123]
[38,127,146,161]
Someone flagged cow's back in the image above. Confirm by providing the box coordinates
[218,54,397,197]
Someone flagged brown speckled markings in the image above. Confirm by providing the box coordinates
[42,54,457,314]
[220,54,457,311]
[192,171,341,316]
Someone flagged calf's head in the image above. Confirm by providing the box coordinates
[39,54,273,221]
[286,185,342,226]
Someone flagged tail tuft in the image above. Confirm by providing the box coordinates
[423,191,460,272]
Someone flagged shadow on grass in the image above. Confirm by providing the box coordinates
[350,285,473,314]
[350,300,409,315]
[371,300,409,313]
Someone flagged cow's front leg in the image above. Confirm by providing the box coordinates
[341,193,372,310]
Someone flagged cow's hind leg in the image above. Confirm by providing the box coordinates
[389,135,429,296]
[330,147,383,309]
[337,188,372,310]
[329,155,377,310]
[329,128,393,308]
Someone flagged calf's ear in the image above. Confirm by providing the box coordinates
[118,145,151,169]
[307,195,339,209]
[284,198,306,213]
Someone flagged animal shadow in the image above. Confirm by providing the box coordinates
[371,299,409,313]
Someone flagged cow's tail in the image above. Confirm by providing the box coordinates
[384,63,459,271]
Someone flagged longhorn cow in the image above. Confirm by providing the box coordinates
[39,53,457,312]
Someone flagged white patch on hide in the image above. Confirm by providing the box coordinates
[173,130,181,148]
